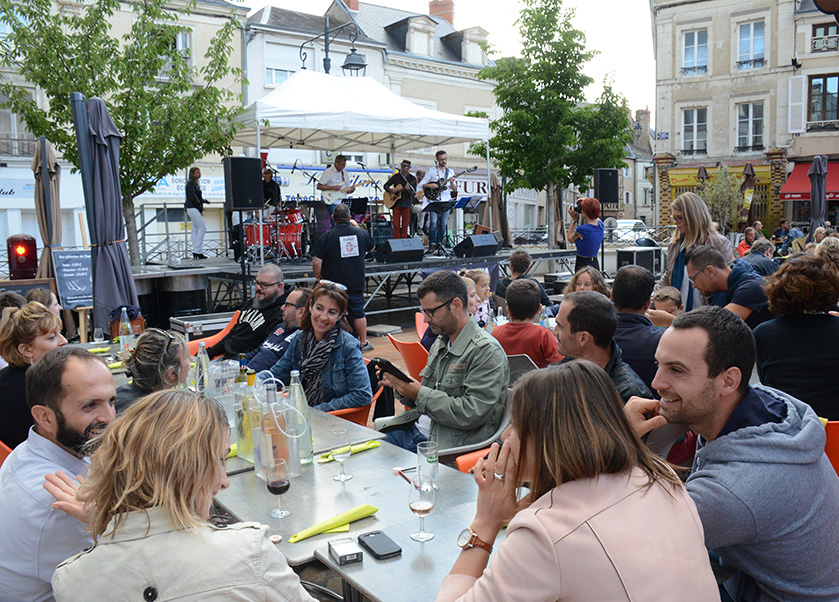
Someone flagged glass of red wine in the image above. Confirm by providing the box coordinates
[266,456,291,519]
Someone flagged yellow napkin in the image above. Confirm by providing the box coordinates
[88,347,111,354]
[325,524,350,533]
[289,504,378,543]
[317,440,381,463]
[227,444,237,459]
[108,361,123,370]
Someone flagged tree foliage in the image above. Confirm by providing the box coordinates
[0,0,245,262]
[696,166,743,234]
[471,0,631,245]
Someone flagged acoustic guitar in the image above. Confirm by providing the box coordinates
[422,166,477,201]
[322,179,374,204]
[383,180,417,209]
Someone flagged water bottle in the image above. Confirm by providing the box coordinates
[119,307,134,358]
[195,342,210,393]
[288,370,314,466]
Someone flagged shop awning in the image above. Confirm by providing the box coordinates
[781,162,839,201]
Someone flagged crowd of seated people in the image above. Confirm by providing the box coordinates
[8,191,839,602]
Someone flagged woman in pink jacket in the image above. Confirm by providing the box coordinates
[436,361,718,602]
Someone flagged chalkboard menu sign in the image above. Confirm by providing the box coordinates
[52,250,93,309]
[0,278,55,298]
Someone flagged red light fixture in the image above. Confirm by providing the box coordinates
[7,234,38,280]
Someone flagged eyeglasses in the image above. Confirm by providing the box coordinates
[421,298,453,318]
[687,266,708,283]
[283,301,304,309]
[319,279,348,291]
[255,280,281,289]
[671,214,684,224]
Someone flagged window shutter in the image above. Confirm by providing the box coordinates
[788,75,806,134]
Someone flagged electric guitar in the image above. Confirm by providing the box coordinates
[422,166,477,201]
[383,179,417,209]
[321,179,375,204]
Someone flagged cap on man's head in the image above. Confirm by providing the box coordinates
[400,160,411,168]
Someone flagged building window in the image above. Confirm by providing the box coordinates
[265,43,298,87]
[0,92,35,157]
[812,23,839,53]
[682,108,707,155]
[736,102,764,151]
[682,29,708,76]
[622,166,631,178]
[808,74,839,130]
[737,21,765,70]
[158,30,190,77]
[266,67,291,85]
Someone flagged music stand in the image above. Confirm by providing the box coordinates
[349,197,369,215]
[453,195,485,212]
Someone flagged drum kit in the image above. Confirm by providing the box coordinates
[243,206,306,261]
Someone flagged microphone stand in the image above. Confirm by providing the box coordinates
[356,161,382,239]
[293,163,324,255]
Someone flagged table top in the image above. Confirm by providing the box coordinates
[314,501,506,602]
[214,439,478,567]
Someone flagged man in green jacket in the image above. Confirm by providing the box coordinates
[379,270,509,451]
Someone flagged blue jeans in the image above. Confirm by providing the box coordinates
[428,209,450,247]
[384,424,427,452]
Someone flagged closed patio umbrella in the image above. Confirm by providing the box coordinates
[808,156,828,243]
[31,137,61,280]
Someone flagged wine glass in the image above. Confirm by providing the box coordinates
[408,476,436,542]
[331,428,353,482]
[266,456,291,519]
[93,328,105,344]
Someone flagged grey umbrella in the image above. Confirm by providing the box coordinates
[85,97,138,330]
[31,137,61,280]
[808,155,828,243]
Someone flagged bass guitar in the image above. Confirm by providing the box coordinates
[322,179,374,204]
[422,166,477,201]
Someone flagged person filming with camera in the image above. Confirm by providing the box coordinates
[567,197,604,272]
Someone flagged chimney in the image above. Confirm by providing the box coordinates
[343,0,359,11]
[635,109,652,153]
[429,0,454,25]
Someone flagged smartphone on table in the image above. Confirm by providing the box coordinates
[358,530,402,559]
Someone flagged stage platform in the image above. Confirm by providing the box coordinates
[131,248,576,323]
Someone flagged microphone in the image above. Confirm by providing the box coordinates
[357,161,366,168]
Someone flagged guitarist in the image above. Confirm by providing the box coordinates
[384,159,417,239]
[419,150,457,253]
[316,155,356,220]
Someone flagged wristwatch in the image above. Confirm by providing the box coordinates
[457,527,493,554]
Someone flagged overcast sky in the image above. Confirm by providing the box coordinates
[241,0,656,124]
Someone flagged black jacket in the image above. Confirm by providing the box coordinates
[185,179,206,212]
[207,292,286,359]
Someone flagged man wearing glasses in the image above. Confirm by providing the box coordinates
[207,264,287,359]
[244,287,312,372]
[378,270,509,452]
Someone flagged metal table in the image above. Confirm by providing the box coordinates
[314,501,506,602]
[213,439,478,567]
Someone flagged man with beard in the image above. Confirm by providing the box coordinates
[244,287,312,372]
[207,263,286,359]
[625,307,839,602]
[0,347,116,602]
[378,270,509,451]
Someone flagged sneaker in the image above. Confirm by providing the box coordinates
[360,341,375,352]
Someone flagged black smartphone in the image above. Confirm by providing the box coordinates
[372,357,412,382]
[358,530,402,559]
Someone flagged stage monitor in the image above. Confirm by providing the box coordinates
[453,234,498,258]
[375,238,425,263]
[223,157,263,211]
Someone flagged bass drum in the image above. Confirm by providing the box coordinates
[277,224,304,258]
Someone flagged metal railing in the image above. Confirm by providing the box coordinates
[0,136,37,157]
[812,35,839,52]
[135,202,230,264]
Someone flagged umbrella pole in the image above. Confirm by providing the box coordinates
[485,139,492,233]
[78,213,89,249]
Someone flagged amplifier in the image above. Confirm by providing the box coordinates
[616,247,663,276]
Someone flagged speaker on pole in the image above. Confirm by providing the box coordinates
[375,238,425,263]
[593,168,619,206]
[453,234,499,258]
[223,157,263,211]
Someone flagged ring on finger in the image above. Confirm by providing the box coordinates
[493,472,505,481]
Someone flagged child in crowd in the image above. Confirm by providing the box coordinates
[461,268,493,328]
[651,286,683,317]
[490,279,562,368]
[563,266,609,296]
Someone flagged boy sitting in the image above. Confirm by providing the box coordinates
[491,279,562,368]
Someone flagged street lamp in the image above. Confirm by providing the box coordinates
[632,121,643,139]
[299,16,367,76]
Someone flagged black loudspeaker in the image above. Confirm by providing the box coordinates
[453,234,499,258]
[594,168,619,206]
[375,238,425,263]
[223,157,263,211]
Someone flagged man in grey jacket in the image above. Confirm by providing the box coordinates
[379,270,509,452]
[627,306,839,602]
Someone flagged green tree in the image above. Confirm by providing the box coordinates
[0,0,244,263]
[696,166,743,234]
[472,0,631,246]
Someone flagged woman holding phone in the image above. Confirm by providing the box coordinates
[436,361,717,601]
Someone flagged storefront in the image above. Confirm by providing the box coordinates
[779,162,839,224]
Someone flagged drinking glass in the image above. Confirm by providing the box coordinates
[266,456,291,518]
[331,428,352,482]
[408,476,436,542]
[416,441,439,489]
[92,328,105,344]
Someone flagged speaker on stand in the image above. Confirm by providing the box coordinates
[223,157,264,306]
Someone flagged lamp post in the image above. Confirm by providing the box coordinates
[632,121,643,140]
[299,16,367,76]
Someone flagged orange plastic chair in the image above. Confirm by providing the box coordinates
[187,311,240,358]
[387,334,429,382]
[455,448,489,473]
[0,439,12,467]
[415,312,428,340]
[825,421,839,477]
[328,358,381,427]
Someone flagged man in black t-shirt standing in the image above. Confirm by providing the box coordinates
[312,203,376,352]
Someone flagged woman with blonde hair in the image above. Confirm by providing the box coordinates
[116,328,190,413]
[0,302,66,447]
[815,236,839,267]
[650,192,734,325]
[49,390,315,601]
[436,361,717,601]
